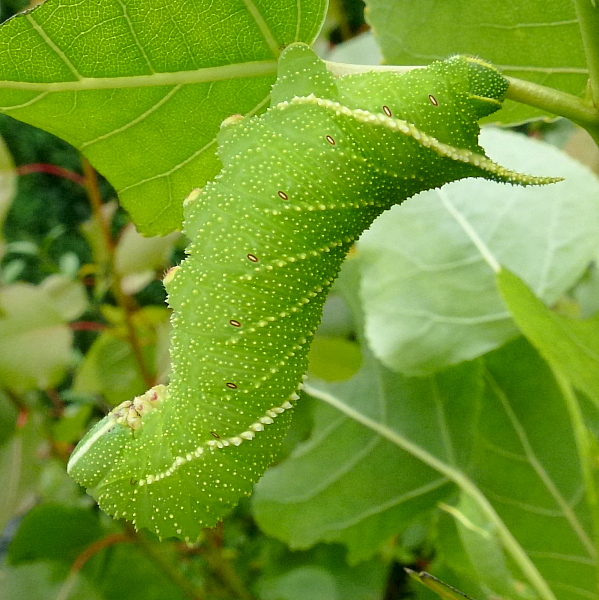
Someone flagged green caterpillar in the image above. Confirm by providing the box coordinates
[67,44,553,542]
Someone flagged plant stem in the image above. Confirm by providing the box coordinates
[505,76,599,145]
[201,528,255,600]
[81,157,154,389]
[15,163,86,186]
[574,0,599,108]
[56,534,131,600]
[124,525,207,600]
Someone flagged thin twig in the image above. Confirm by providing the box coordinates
[201,527,255,600]
[123,524,207,600]
[56,533,131,600]
[16,163,86,186]
[81,157,154,389]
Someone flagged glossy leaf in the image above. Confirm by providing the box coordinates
[0,0,327,234]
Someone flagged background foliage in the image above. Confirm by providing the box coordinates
[0,0,598,599]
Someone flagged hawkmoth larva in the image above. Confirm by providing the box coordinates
[67,43,556,542]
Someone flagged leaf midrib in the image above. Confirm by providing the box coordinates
[0,60,278,92]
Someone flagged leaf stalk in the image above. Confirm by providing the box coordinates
[504,76,599,146]
[574,0,599,108]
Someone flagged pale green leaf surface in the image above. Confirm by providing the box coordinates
[0,563,103,600]
[256,338,596,599]
[258,566,338,600]
[114,224,180,275]
[498,268,599,407]
[359,128,599,375]
[256,542,387,600]
[475,338,597,600]
[365,0,587,124]
[0,283,72,392]
[72,330,148,405]
[253,357,481,563]
[440,493,525,599]
[0,0,327,234]
[325,31,383,66]
[114,223,180,293]
[39,274,89,321]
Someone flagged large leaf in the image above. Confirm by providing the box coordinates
[358,128,599,376]
[0,282,73,392]
[254,338,597,599]
[254,355,479,563]
[0,0,327,234]
[364,0,587,125]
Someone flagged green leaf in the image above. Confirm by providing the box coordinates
[365,0,587,125]
[255,338,597,600]
[0,0,327,234]
[255,540,388,600]
[114,224,180,294]
[39,274,89,322]
[0,562,103,600]
[91,541,192,600]
[438,493,524,599]
[258,566,339,600]
[8,504,104,566]
[307,336,362,382]
[0,414,46,532]
[253,356,481,563]
[476,338,597,600]
[358,128,599,375]
[497,267,599,407]
[0,283,73,392]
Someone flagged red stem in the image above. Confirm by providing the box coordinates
[69,321,107,332]
[70,533,131,573]
[15,163,86,186]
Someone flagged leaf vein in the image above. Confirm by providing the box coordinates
[79,85,182,150]
[25,13,82,80]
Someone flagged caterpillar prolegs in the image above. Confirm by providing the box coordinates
[67,44,554,542]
